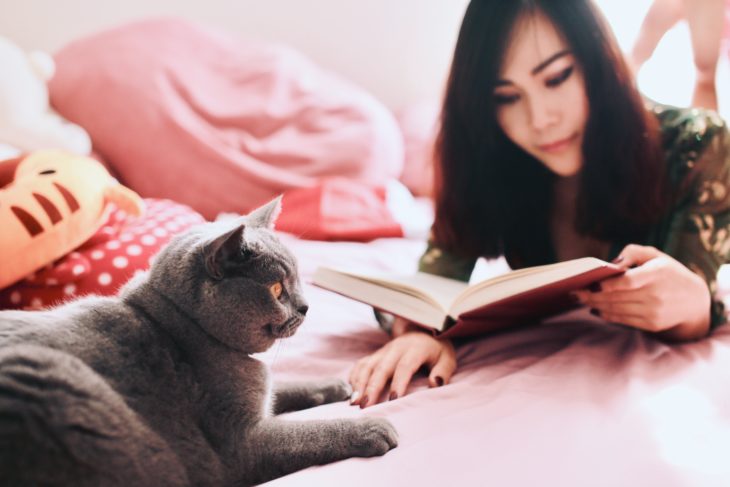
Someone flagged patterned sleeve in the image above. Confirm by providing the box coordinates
[374,236,478,334]
[418,239,478,282]
[661,112,730,328]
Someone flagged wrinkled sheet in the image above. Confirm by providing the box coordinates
[259,233,730,487]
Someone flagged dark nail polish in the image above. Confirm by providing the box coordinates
[435,376,444,387]
[588,282,602,293]
[590,308,601,317]
[612,256,624,264]
[389,391,398,401]
[359,395,369,409]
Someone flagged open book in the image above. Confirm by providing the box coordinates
[312,257,623,338]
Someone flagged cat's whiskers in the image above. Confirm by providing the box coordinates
[260,336,285,374]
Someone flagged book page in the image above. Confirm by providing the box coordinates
[450,257,613,316]
[314,267,469,312]
[312,267,468,330]
[345,271,469,312]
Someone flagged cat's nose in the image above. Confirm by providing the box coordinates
[297,305,309,316]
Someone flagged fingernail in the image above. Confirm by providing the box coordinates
[389,391,398,401]
[435,376,444,387]
[359,395,369,409]
[590,308,601,317]
[350,390,361,404]
[612,256,624,264]
[588,282,602,293]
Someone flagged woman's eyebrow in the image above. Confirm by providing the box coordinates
[531,49,571,75]
[495,49,572,86]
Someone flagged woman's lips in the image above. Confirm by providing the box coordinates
[538,133,578,153]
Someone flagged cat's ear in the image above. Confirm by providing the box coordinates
[247,195,282,229]
[204,223,247,280]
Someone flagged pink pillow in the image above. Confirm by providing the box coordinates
[49,18,404,220]
[395,100,439,197]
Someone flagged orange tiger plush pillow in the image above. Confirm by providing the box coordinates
[0,150,144,289]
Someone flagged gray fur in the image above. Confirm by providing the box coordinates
[0,198,397,487]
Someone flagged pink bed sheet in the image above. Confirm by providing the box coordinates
[259,233,730,487]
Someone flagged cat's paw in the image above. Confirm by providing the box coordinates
[310,378,352,406]
[349,417,398,457]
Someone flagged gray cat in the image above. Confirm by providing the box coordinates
[0,197,397,487]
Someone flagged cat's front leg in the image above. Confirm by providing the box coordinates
[271,378,352,414]
[242,416,397,485]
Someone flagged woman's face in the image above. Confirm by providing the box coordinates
[494,13,589,177]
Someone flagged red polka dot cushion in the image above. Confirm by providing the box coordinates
[0,198,205,310]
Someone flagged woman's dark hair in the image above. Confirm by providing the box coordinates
[432,0,668,267]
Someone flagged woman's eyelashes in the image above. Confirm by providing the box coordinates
[494,92,520,105]
[493,65,575,105]
[545,65,574,87]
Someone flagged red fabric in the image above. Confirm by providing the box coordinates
[276,178,403,241]
[0,199,205,310]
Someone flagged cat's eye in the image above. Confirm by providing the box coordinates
[270,282,283,299]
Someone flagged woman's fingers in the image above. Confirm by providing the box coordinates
[573,287,638,304]
[388,337,456,398]
[349,352,381,406]
[349,332,458,407]
[388,351,428,401]
[614,244,662,268]
[574,280,656,326]
[428,343,457,388]
[594,262,664,293]
[360,347,408,408]
[573,245,710,337]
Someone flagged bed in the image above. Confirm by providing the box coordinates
[5,15,730,487]
[260,232,730,487]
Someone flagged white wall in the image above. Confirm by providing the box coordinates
[0,0,470,110]
[1,0,726,116]
[596,0,730,119]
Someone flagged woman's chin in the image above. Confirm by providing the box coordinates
[541,154,583,177]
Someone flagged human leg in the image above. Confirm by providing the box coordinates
[684,0,725,109]
[629,0,684,76]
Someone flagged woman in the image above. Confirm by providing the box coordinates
[349,0,730,408]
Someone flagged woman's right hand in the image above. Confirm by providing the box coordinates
[349,317,457,408]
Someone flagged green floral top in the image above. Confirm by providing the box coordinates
[419,104,730,328]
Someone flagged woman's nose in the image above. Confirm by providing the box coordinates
[527,97,558,131]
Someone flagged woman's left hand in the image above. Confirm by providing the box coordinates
[572,244,711,341]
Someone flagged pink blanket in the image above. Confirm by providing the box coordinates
[260,233,730,487]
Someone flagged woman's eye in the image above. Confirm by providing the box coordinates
[494,93,520,105]
[546,66,574,88]
[269,282,283,299]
